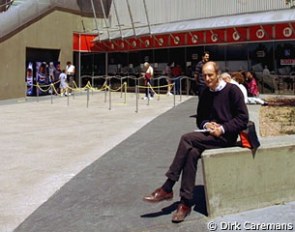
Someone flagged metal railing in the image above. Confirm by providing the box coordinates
[0,0,14,12]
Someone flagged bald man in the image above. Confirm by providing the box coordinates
[143,61,249,223]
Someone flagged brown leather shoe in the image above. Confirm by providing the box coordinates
[143,188,173,203]
[171,203,191,223]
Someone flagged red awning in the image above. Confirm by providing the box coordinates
[94,9,295,42]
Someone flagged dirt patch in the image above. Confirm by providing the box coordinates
[260,97,295,137]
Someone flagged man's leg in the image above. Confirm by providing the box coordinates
[68,76,74,94]
[144,132,228,203]
[167,132,230,194]
[169,132,230,222]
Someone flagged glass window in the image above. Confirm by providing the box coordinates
[248,42,274,72]
[274,41,295,75]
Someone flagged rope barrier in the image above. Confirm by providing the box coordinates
[32,77,191,112]
[33,75,192,95]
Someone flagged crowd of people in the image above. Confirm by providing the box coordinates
[27,55,267,105]
[140,51,267,105]
[220,70,267,105]
[26,61,75,97]
[190,51,267,105]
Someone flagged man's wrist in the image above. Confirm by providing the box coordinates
[220,126,225,134]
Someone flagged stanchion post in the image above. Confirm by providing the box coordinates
[157,77,160,96]
[173,83,176,107]
[147,83,150,106]
[124,82,127,104]
[104,84,107,103]
[135,85,138,113]
[109,87,111,110]
[87,88,90,108]
[120,78,123,98]
[179,77,182,102]
[186,77,189,96]
[50,84,53,104]
[37,83,39,102]
[67,89,70,106]
[25,82,27,102]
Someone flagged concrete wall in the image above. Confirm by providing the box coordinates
[202,141,295,218]
[0,10,95,100]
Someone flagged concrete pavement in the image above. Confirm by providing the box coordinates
[0,92,190,232]
[0,92,294,232]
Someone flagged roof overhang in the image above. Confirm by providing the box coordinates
[94,9,295,42]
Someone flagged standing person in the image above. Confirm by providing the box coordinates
[53,63,62,95]
[143,61,249,223]
[26,68,34,96]
[36,63,47,96]
[59,69,68,96]
[48,62,56,84]
[244,71,260,97]
[48,62,56,94]
[262,65,270,76]
[164,62,174,96]
[142,62,154,100]
[172,64,182,95]
[66,61,75,95]
[194,51,210,97]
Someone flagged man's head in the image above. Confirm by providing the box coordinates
[144,62,150,68]
[220,72,231,83]
[202,61,220,90]
[202,51,210,63]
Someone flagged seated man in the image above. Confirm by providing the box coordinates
[143,61,249,223]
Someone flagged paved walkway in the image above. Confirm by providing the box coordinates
[1,92,294,232]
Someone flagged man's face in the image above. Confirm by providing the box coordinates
[203,54,209,62]
[203,63,219,90]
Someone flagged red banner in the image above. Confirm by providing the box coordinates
[249,25,273,41]
[275,23,295,40]
[153,34,170,48]
[73,33,97,52]
[205,29,226,44]
[226,27,248,43]
[74,23,295,52]
[187,31,205,45]
[169,33,186,46]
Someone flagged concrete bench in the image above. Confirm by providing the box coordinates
[201,135,295,217]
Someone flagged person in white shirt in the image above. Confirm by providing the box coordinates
[142,62,154,100]
[66,61,75,95]
[231,72,267,105]
[164,62,174,95]
[59,69,68,96]
[263,65,270,76]
[221,72,248,104]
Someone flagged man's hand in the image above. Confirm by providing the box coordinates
[205,122,223,137]
[194,73,198,83]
